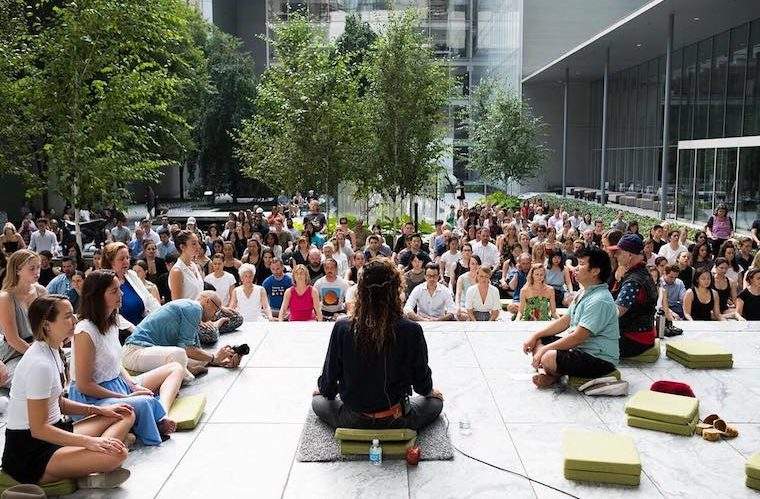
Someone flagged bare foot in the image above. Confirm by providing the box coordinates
[124,432,137,449]
[532,373,559,388]
[158,418,177,435]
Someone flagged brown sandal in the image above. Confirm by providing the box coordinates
[712,419,739,438]
[703,414,720,426]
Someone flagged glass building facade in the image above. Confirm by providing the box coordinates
[589,17,760,230]
[264,0,523,184]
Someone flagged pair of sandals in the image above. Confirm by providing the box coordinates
[697,414,739,441]
[576,376,629,397]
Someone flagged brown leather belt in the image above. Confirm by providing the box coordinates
[362,403,402,419]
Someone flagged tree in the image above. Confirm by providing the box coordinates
[0,0,208,245]
[195,27,257,201]
[236,14,367,215]
[362,11,454,210]
[335,14,376,97]
[467,78,549,188]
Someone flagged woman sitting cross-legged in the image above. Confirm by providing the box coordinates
[516,263,558,321]
[312,258,443,430]
[68,270,183,445]
[229,263,272,322]
[2,294,133,489]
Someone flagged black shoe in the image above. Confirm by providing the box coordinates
[664,325,683,337]
[664,319,683,335]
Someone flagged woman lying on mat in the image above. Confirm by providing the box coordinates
[2,294,132,489]
[68,270,183,445]
[312,257,443,430]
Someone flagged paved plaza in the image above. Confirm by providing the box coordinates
[3,321,760,498]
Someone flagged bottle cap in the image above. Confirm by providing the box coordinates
[372,439,379,445]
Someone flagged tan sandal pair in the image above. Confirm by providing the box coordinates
[697,414,739,441]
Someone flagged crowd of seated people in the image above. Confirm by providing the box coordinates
[0,194,758,489]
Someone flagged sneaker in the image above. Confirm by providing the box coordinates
[77,467,131,489]
[664,325,683,337]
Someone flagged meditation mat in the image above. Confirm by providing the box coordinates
[626,412,699,436]
[748,476,760,491]
[0,470,77,496]
[167,394,206,430]
[624,390,699,425]
[564,468,640,487]
[624,339,660,363]
[665,350,733,369]
[665,341,732,362]
[747,452,760,480]
[562,430,640,486]
[296,411,453,462]
[567,369,621,391]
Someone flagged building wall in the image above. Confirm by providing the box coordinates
[521,81,592,193]
[522,0,650,77]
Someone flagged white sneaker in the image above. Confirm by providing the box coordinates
[77,467,131,489]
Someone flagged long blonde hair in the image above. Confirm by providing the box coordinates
[526,263,546,287]
[2,249,40,290]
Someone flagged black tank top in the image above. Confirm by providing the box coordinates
[2,241,19,253]
[690,288,714,321]
[713,278,731,312]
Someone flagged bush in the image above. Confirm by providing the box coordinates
[373,214,435,235]
[479,192,521,210]
[537,194,693,239]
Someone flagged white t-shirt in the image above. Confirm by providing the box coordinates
[204,272,237,306]
[439,250,461,278]
[71,320,122,385]
[7,341,63,430]
[657,243,688,265]
[313,276,349,313]
[465,284,502,312]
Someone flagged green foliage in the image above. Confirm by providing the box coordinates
[539,194,693,239]
[373,214,435,235]
[195,27,257,199]
[236,14,368,201]
[467,78,549,187]
[478,191,521,210]
[360,11,454,203]
[0,0,209,210]
[335,14,376,97]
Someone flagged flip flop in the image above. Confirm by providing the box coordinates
[712,419,739,438]
[703,414,720,426]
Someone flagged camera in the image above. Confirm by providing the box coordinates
[231,344,250,356]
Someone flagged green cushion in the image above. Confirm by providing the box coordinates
[564,468,640,486]
[624,339,660,363]
[334,428,417,442]
[666,350,733,369]
[665,340,732,361]
[626,413,699,436]
[747,475,760,491]
[339,437,417,457]
[567,369,621,390]
[625,390,699,425]
[168,394,206,430]
[562,430,640,476]
[747,452,760,480]
[0,471,77,496]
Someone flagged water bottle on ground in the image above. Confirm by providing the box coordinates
[369,438,382,465]
[459,413,472,436]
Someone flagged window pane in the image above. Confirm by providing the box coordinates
[676,150,695,220]
[669,49,683,145]
[726,24,748,137]
[745,20,760,135]
[695,148,716,223]
[714,148,737,210]
[709,31,729,138]
[680,44,697,140]
[737,147,760,230]
[694,38,713,139]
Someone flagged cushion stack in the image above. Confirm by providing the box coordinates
[665,340,732,369]
[747,452,760,491]
[624,339,661,363]
[563,430,641,486]
[334,428,417,458]
[624,390,699,436]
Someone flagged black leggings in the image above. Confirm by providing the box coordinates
[312,395,443,431]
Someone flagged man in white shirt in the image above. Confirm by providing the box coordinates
[532,206,547,227]
[657,229,689,265]
[546,208,562,233]
[438,237,461,285]
[140,218,161,246]
[568,209,582,230]
[29,218,58,255]
[313,258,349,319]
[470,227,499,270]
[404,264,457,321]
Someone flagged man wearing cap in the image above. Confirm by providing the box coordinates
[140,218,161,246]
[185,217,202,240]
[609,234,658,358]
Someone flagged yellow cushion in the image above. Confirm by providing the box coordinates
[168,394,207,430]
[747,452,760,480]
[624,390,699,425]
[563,430,641,476]
[625,339,660,363]
[0,471,77,496]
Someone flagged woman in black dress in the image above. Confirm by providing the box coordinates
[683,268,722,321]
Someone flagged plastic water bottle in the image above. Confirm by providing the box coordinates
[459,413,472,436]
[369,439,382,465]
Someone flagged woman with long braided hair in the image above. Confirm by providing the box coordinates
[312,258,443,430]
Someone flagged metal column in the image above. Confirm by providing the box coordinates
[562,68,569,199]
[600,47,609,205]
[659,12,674,220]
